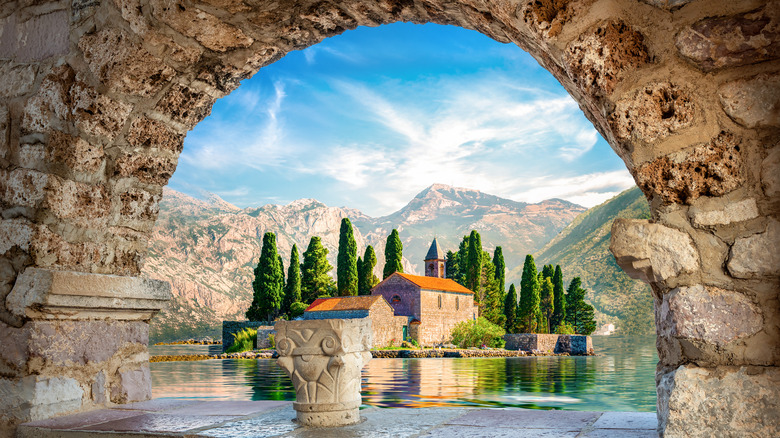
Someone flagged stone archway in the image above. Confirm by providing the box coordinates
[0,0,778,436]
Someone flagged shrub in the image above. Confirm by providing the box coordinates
[451,317,506,349]
[226,328,257,353]
[289,301,307,319]
[267,333,275,349]
[554,322,575,335]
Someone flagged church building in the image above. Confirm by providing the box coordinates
[371,238,477,346]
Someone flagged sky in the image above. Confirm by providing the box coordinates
[168,22,637,217]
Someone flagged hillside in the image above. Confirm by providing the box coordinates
[517,187,654,334]
[144,184,585,341]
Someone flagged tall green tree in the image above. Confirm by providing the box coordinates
[541,264,554,281]
[246,232,284,322]
[565,277,597,335]
[300,236,335,303]
[282,244,301,317]
[517,254,541,333]
[455,235,470,285]
[493,246,506,295]
[337,218,358,296]
[479,251,503,326]
[383,229,404,279]
[551,265,566,331]
[465,230,482,293]
[445,250,459,281]
[358,245,379,295]
[279,254,285,291]
[504,283,518,333]
[539,277,554,334]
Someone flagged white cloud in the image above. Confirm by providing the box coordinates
[510,170,637,207]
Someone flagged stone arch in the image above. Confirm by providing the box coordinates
[0,0,778,436]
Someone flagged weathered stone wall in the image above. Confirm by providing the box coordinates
[303,302,405,348]
[418,289,477,346]
[504,334,593,355]
[0,0,778,436]
[371,275,420,318]
[221,321,272,352]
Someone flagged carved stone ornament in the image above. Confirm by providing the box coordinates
[275,318,372,427]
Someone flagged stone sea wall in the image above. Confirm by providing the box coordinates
[504,334,594,355]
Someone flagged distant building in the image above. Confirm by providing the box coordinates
[371,238,477,346]
[303,295,406,348]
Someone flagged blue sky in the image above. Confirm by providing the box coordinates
[169,23,636,217]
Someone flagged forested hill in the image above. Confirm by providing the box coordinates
[523,187,655,334]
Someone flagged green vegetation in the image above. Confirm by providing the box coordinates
[281,244,301,318]
[451,317,506,349]
[246,232,284,321]
[337,218,358,296]
[289,301,307,319]
[539,276,554,334]
[493,247,506,298]
[357,245,379,295]
[550,265,566,331]
[226,328,257,353]
[565,277,597,335]
[465,230,482,293]
[517,254,542,333]
[504,283,517,333]
[554,322,575,335]
[301,236,336,303]
[383,229,404,279]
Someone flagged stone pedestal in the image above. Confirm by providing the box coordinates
[275,318,372,427]
[0,268,170,437]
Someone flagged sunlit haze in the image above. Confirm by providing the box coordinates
[168,22,636,216]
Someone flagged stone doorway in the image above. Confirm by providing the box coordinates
[1,0,778,436]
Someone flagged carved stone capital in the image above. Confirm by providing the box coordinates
[275,318,372,427]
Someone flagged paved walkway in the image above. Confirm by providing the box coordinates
[18,400,658,437]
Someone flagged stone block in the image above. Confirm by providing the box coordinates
[0,219,34,254]
[609,82,695,144]
[0,168,48,208]
[149,0,253,52]
[519,0,574,38]
[763,145,780,197]
[21,65,74,134]
[78,28,174,97]
[275,318,372,427]
[504,333,593,355]
[116,188,161,224]
[47,131,104,174]
[44,178,109,226]
[719,74,780,128]
[6,268,171,321]
[113,152,177,186]
[110,364,151,403]
[0,376,83,424]
[658,285,762,348]
[0,320,30,376]
[91,371,106,404]
[635,131,743,204]
[689,198,758,227]
[0,104,8,160]
[657,365,780,437]
[154,84,215,127]
[676,5,780,71]
[639,0,693,10]
[0,11,69,61]
[564,20,650,97]
[69,81,133,141]
[610,219,699,284]
[0,63,36,98]
[126,117,184,153]
[728,219,780,278]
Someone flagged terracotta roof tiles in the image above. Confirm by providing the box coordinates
[393,272,474,294]
[305,295,385,312]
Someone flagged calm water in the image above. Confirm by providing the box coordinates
[150,335,658,412]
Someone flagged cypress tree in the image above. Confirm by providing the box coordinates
[358,245,379,295]
[382,229,404,279]
[541,264,554,281]
[337,218,358,296]
[445,250,459,281]
[493,247,506,295]
[565,277,597,335]
[455,235,469,285]
[279,254,285,292]
[504,283,518,333]
[551,265,566,331]
[517,254,541,333]
[246,232,284,322]
[539,277,554,333]
[282,244,301,317]
[300,236,335,303]
[479,251,503,326]
[465,230,482,293]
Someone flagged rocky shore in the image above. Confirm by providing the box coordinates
[153,338,222,345]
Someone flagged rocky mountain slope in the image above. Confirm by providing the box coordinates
[517,187,655,334]
[144,184,585,341]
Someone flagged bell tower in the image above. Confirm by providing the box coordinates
[424,238,446,278]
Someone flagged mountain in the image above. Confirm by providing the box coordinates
[143,184,585,341]
[517,187,654,334]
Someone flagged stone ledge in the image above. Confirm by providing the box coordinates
[7,268,171,321]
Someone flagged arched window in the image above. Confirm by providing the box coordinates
[391,295,401,303]
[438,295,442,309]
[456,296,459,310]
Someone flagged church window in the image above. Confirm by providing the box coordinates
[456,296,459,310]
[391,295,401,303]
[438,295,442,309]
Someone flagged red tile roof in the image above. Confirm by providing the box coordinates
[393,273,474,294]
[305,295,385,312]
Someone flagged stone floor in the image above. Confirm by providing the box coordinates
[17,400,658,437]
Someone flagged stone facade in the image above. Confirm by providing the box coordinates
[303,296,406,348]
[504,334,594,355]
[371,272,477,346]
[0,0,777,436]
[221,321,273,352]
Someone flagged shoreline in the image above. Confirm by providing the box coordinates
[150,348,593,362]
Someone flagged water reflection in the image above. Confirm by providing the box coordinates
[151,335,657,412]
